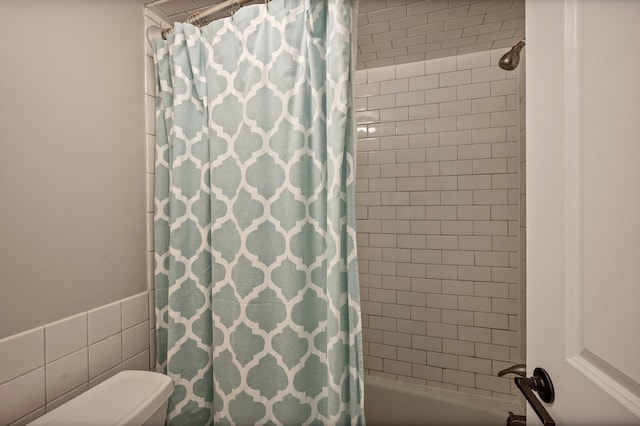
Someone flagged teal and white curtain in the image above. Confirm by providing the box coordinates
[153,0,364,424]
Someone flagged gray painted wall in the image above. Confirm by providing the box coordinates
[0,0,146,339]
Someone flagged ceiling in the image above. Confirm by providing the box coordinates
[144,0,264,25]
[145,0,525,69]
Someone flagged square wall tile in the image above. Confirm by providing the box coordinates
[46,382,88,413]
[45,349,88,402]
[89,365,121,389]
[7,407,45,426]
[123,321,150,360]
[88,301,121,345]
[123,350,150,372]
[89,334,122,380]
[45,313,87,363]
[0,327,44,385]
[122,293,149,329]
[0,368,45,425]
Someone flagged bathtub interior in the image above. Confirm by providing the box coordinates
[364,376,523,425]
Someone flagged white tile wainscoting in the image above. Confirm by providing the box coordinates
[355,48,524,403]
[0,292,155,426]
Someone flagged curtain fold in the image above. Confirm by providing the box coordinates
[154,1,363,424]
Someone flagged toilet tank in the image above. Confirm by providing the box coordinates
[29,371,174,426]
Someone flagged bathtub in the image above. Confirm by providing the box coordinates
[364,376,523,425]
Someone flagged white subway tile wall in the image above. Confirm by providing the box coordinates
[357,0,524,69]
[356,49,523,402]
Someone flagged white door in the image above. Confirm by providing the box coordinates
[527,0,640,424]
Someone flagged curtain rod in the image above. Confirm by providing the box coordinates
[195,0,256,22]
[153,0,258,39]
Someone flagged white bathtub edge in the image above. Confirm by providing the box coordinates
[364,375,524,425]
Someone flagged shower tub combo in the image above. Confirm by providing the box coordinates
[364,376,523,425]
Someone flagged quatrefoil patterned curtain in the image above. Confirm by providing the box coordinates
[153,0,364,424]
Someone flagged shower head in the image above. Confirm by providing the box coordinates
[498,40,526,71]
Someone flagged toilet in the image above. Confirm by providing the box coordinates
[29,371,173,426]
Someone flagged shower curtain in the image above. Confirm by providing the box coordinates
[153,0,363,424]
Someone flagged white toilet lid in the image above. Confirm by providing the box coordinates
[29,371,173,426]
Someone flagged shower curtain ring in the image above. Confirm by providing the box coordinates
[230,0,240,16]
[187,12,200,26]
